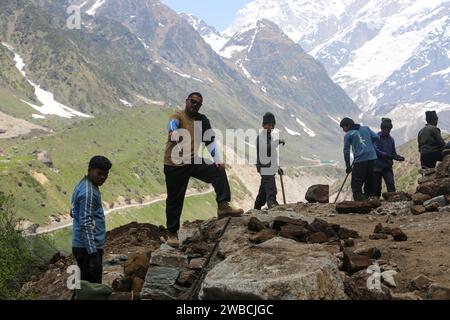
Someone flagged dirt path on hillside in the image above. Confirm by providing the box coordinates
[34,188,214,235]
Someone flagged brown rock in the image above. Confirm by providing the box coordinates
[425,202,439,212]
[354,247,382,260]
[391,228,408,242]
[427,284,450,300]
[369,234,388,240]
[382,192,412,202]
[124,252,150,279]
[343,239,355,247]
[279,225,309,242]
[112,277,133,292]
[419,168,436,176]
[435,155,450,178]
[308,232,328,244]
[411,205,426,215]
[336,201,373,214]
[305,184,329,203]
[412,193,432,205]
[338,227,360,239]
[342,249,371,274]
[368,198,382,209]
[248,217,267,232]
[189,258,206,270]
[177,270,197,287]
[410,275,432,291]
[249,229,277,244]
[272,216,308,230]
[416,178,450,198]
[373,223,392,234]
[131,277,144,296]
[310,218,340,238]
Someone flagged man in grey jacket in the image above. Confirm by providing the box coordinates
[418,111,446,169]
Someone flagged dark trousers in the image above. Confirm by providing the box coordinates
[72,248,104,284]
[351,160,375,201]
[374,167,396,198]
[421,151,443,169]
[164,163,231,233]
[254,175,278,209]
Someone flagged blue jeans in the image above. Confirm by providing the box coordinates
[374,166,396,197]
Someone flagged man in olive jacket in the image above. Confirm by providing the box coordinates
[418,111,446,169]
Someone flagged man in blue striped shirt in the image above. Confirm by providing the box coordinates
[71,156,112,284]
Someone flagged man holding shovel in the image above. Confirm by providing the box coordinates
[340,118,380,201]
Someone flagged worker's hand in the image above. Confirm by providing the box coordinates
[394,155,405,162]
[278,168,284,175]
[169,131,180,142]
[215,163,225,171]
[346,166,352,174]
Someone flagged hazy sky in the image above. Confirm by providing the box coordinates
[162,0,252,32]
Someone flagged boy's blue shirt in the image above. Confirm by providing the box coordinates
[71,177,105,254]
[343,125,379,167]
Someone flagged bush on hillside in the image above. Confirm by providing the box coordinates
[0,193,36,299]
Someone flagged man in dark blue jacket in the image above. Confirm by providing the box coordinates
[373,118,405,198]
[340,118,380,201]
[71,156,112,284]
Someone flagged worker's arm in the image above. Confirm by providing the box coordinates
[373,139,395,160]
[369,128,381,142]
[167,118,180,141]
[343,134,352,171]
[202,116,224,167]
[433,127,446,150]
[78,185,97,254]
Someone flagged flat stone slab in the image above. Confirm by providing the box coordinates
[200,237,347,300]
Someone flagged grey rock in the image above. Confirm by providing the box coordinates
[150,250,189,268]
[200,237,347,300]
[140,266,184,300]
[423,195,448,208]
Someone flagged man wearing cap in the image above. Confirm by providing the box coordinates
[373,118,405,198]
[340,117,380,201]
[418,111,446,169]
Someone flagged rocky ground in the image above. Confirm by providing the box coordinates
[22,197,450,300]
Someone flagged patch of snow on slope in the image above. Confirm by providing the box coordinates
[296,118,316,137]
[86,0,105,16]
[2,43,91,118]
[285,126,301,136]
[119,99,133,107]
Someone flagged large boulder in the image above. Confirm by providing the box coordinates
[35,150,53,168]
[305,185,329,203]
[199,237,348,300]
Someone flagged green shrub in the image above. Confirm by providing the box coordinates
[0,193,36,299]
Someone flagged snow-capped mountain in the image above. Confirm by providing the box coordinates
[221,0,450,142]
[179,13,228,52]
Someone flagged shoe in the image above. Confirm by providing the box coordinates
[166,232,179,248]
[217,202,244,219]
